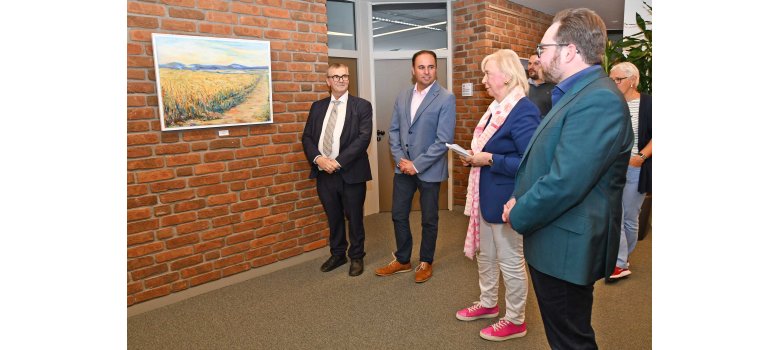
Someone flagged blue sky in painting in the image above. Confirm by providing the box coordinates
[154,35,270,67]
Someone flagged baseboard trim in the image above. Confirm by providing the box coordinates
[127,247,330,317]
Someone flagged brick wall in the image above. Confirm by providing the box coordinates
[126,0,330,306]
[451,0,553,206]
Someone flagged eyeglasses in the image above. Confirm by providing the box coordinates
[328,74,349,82]
[536,43,570,57]
[611,76,629,84]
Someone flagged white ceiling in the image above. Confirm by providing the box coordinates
[509,0,626,30]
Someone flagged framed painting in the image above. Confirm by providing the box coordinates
[151,34,274,131]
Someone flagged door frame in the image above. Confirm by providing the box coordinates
[329,0,454,215]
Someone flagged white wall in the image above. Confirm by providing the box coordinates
[623,0,652,37]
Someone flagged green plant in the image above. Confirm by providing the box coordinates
[604,2,652,94]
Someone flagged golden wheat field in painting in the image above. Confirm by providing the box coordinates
[159,68,271,128]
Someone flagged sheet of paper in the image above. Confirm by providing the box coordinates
[446,143,471,157]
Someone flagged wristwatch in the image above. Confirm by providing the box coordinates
[637,152,647,160]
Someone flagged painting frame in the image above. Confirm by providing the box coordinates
[151,34,274,131]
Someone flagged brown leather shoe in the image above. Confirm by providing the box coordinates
[414,262,433,283]
[375,255,412,276]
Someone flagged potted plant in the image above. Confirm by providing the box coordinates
[604,2,652,94]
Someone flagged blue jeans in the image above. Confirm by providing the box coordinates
[391,173,440,264]
[617,166,645,269]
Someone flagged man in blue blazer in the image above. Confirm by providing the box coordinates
[375,50,456,283]
[502,9,633,349]
[302,63,373,277]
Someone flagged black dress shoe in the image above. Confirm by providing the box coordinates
[320,255,347,272]
[349,258,363,276]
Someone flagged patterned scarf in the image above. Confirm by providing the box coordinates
[463,86,524,259]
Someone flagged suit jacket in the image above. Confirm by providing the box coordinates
[638,93,652,194]
[508,68,633,285]
[479,98,541,223]
[301,94,373,184]
[388,82,456,183]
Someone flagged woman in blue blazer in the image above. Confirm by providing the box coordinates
[455,49,541,342]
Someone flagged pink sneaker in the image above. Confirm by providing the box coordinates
[479,319,527,341]
[455,302,499,321]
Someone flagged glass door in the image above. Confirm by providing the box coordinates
[371,1,452,212]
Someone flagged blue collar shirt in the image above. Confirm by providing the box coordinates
[551,65,602,107]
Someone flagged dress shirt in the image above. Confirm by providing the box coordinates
[551,65,602,107]
[407,82,436,174]
[318,94,349,159]
[410,82,434,123]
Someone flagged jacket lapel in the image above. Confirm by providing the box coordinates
[517,68,606,169]
[339,95,354,145]
[314,98,329,136]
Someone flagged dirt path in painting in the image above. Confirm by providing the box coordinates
[201,80,270,125]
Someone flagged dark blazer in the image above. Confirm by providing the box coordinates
[508,68,633,286]
[388,82,456,183]
[479,98,541,223]
[528,82,554,117]
[637,93,652,194]
[301,94,373,184]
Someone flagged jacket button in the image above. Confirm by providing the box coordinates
[408,131,413,134]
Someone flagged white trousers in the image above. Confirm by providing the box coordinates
[476,213,528,324]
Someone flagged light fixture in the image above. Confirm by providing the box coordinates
[373,19,447,38]
[327,31,354,37]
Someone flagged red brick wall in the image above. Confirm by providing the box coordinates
[451,0,553,206]
[126,0,330,306]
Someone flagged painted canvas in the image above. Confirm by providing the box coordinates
[152,34,274,131]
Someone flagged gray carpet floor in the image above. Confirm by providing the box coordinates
[128,210,651,349]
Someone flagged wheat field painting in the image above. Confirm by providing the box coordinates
[152,34,273,130]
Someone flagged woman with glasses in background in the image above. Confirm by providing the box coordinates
[607,62,652,282]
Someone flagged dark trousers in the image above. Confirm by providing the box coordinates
[316,172,366,259]
[391,173,440,264]
[529,265,597,350]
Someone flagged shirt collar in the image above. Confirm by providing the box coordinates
[413,81,435,96]
[552,65,601,106]
[331,93,348,104]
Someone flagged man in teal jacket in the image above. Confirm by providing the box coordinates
[502,8,633,350]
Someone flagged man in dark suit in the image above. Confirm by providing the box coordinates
[374,50,456,283]
[302,63,373,277]
[502,8,633,349]
[527,54,554,117]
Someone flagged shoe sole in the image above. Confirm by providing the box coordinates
[480,330,527,341]
[320,261,347,272]
[415,275,432,283]
[609,270,632,280]
[375,268,412,276]
[456,312,499,321]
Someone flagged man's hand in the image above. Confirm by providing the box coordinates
[316,156,341,174]
[398,158,417,175]
[502,197,516,225]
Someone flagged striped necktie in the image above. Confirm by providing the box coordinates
[322,100,341,157]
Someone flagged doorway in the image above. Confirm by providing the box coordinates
[374,58,449,212]
[370,1,452,212]
[326,0,453,214]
